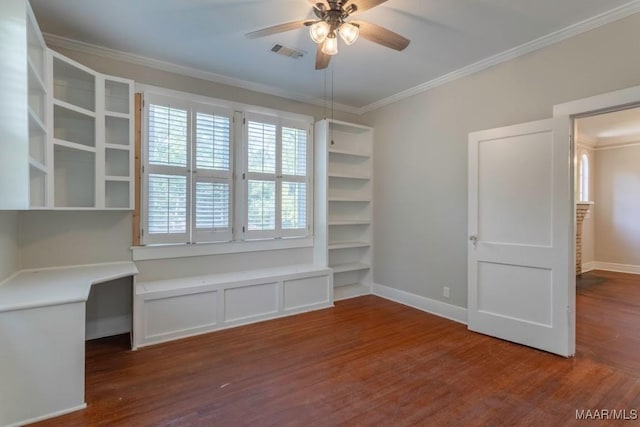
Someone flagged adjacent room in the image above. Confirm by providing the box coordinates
[2,0,640,425]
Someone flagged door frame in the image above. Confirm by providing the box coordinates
[553,84,640,355]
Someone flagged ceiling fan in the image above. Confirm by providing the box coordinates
[246,0,410,70]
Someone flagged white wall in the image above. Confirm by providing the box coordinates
[364,13,640,308]
[0,212,19,281]
[17,47,363,281]
[594,144,640,267]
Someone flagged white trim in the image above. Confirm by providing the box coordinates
[594,141,640,151]
[333,283,371,301]
[357,1,640,114]
[131,237,314,261]
[43,0,640,115]
[5,404,87,427]
[587,261,640,275]
[86,314,132,340]
[581,261,597,273]
[554,85,640,116]
[44,33,358,114]
[372,283,468,325]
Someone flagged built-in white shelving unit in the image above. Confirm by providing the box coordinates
[314,119,373,301]
[0,0,49,209]
[48,51,134,210]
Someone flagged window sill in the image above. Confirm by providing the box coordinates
[131,237,314,261]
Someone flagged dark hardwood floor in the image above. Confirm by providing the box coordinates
[33,271,640,426]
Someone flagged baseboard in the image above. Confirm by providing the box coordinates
[334,283,371,301]
[581,261,597,273]
[372,283,467,324]
[86,314,132,340]
[5,403,86,427]
[588,262,640,275]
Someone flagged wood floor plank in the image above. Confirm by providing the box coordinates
[31,271,640,426]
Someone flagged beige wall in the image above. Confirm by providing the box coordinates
[594,144,640,266]
[18,47,363,281]
[0,212,19,281]
[364,13,640,308]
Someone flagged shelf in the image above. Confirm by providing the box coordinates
[328,219,371,226]
[105,79,130,114]
[105,116,130,146]
[53,138,96,153]
[328,148,370,158]
[27,58,46,92]
[52,56,96,112]
[331,263,371,274]
[105,111,130,119]
[105,148,130,177]
[328,195,371,202]
[333,283,371,301]
[53,104,96,148]
[328,172,371,180]
[54,145,96,208]
[28,108,46,133]
[29,158,46,173]
[53,99,96,118]
[105,180,130,209]
[328,241,370,250]
[105,176,130,182]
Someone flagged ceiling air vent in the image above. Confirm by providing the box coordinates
[271,44,306,59]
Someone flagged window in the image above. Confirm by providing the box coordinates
[579,152,589,201]
[142,91,312,246]
[243,114,310,240]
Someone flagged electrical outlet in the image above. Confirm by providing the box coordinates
[443,286,450,299]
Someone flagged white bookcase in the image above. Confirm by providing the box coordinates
[48,51,134,210]
[0,0,49,209]
[314,119,373,300]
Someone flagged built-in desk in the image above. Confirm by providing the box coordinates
[0,262,138,427]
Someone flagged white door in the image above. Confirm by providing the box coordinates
[468,117,574,357]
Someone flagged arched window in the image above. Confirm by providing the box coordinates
[579,153,589,201]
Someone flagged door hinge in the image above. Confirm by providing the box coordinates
[242,173,245,180]
[242,226,246,233]
[141,228,144,237]
[141,165,145,174]
[243,118,246,124]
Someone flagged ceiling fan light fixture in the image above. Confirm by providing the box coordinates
[309,21,330,43]
[338,22,359,46]
[321,34,338,56]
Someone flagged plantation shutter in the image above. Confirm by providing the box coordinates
[280,121,310,237]
[143,94,190,244]
[242,114,311,240]
[244,113,279,239]
[192,103,233,242]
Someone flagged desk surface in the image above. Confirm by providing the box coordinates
[0,262,138,313]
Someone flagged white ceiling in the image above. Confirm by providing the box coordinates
[30,0,640,111]
[576,107,640,148]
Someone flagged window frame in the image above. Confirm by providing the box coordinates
[579,151,590,202]
[139,85,313,249]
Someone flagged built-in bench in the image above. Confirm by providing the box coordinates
[0,262,138,427]
[134,264,333,348]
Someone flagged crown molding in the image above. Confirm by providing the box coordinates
[44,0,640,116]
[355,0,640,114]
[43,33,359,115]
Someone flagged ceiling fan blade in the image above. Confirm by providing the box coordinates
[308,0,328,10]
[246,20,310,39]
[350,0,389,14]
[351,20,410,51]
[315,45,331,70]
